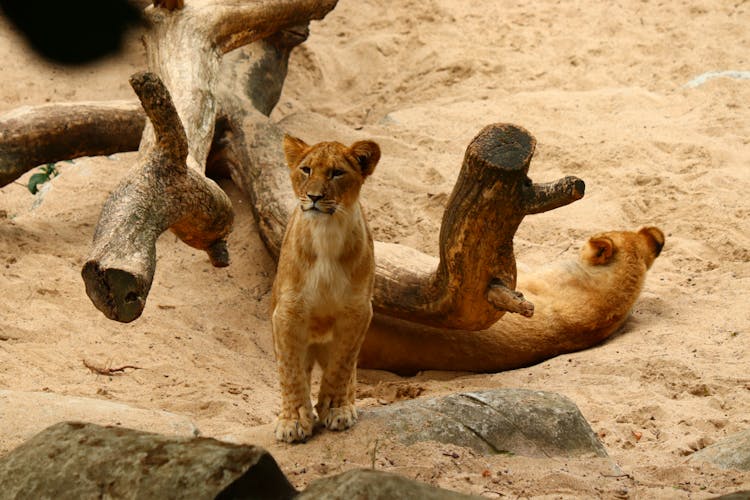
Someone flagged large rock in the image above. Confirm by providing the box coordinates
[298,468,479,499]
[0,390,198,453]
[690,429,750,471]
[0,422,296,499]
[364,389,607,458]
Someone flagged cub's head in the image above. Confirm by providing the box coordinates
[283,135,380,215]
[581,226,665,270]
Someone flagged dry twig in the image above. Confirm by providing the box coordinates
[83,359,142,376]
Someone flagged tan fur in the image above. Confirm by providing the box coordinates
[272,135,380,443]
[359,227,665,374]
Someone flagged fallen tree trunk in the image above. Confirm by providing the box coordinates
[80,0,338,322]
[0,20,584,333]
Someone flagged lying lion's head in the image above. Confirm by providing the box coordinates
[581,226,665,270]
[283,135,380,216]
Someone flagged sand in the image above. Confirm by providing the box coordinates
[1,0,749,497]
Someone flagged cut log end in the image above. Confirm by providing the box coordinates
[466,123,536,173]
[487,281,535,318]
[81,262,148,323]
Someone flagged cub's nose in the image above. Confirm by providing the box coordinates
[307,193,323,203]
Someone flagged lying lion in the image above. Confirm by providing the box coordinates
[359,227,665,375]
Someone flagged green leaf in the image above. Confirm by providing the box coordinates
[28,173,49,194]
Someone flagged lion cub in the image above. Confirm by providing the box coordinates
[271,135,380,443]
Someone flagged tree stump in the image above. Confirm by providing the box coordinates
[0,1,592,345]
[373,124,584,330]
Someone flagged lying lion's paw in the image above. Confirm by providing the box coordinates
[323,405,357,431]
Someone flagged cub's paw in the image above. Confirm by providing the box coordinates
[275,406,315,443]
[275,417,314,443]
[322,404,357,431]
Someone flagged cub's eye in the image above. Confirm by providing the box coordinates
[331,169,345,178]
[300,166,311,175]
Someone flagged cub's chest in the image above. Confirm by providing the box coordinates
[293,211,367,303]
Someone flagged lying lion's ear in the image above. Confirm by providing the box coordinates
[350,140,380,177]
[584,236,615,265]
[639,226,665,258]
[283,135,309,169]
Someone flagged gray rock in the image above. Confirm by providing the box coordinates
[690,429,750,471]
[0,422,296,500]
[298,468,479,500]
[364,389,607,458]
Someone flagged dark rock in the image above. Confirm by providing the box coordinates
[364,389,607,458]
[297,468,479,499]
[690,429,750,471]
[0,422,296,500]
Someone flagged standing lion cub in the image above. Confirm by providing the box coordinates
[271,135,380,443]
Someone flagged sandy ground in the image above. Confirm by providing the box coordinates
[1,0,749,498]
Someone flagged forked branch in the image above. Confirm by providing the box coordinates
[81,72,233,322]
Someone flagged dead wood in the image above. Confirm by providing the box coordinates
[80,0,338,322]
[0,101,145,187]
[373,124,584,329]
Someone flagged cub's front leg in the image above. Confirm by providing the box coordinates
[315,305,372,431]
[272,307,315,443]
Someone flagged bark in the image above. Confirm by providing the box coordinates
[0,101,144,187]
[81,0,338,322]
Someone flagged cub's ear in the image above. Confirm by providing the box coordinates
[283,135,309,169]
[350,140,380,177]
[583,236,615,265]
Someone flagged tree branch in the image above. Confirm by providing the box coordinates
[0,102,144,187]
